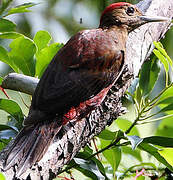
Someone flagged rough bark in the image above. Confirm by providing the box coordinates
[0,0,172,179]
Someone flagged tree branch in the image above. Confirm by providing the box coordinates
[0,0,173,179]
[1,73,38,95]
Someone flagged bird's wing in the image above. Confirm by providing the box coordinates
[29,30,124,122]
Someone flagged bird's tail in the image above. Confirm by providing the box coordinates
[3,120,62,177]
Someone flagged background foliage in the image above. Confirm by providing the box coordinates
[0,0,173,179]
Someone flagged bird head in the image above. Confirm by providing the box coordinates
[99,2,170,32]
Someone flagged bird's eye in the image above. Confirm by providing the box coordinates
[126,7,135,15]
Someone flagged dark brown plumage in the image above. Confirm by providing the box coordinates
[3,2,168,176]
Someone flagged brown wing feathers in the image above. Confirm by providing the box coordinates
[3,29,124,175]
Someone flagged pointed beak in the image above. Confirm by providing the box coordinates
[139,15,171,23]
[127,14,171,33]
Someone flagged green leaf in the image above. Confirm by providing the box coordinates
[0,138,11,145]
[153,49,169,73]
[0,0,13,14]
[116,118,139,136]
[156,127,173,138]
[0,172,6,180]
[125,135,143,150]
[122,146,142,162]
[137,177,145,180]
[0,45,19,72]
[0,99,23,120]
[158,103,173,114]
[143,136,173,147]
[158,97,173,105]
[77,151,108,179]
[8,36,36,76]
[156,85,173,112]
[135,86,142,104]
[83,145,93,155]
[100,139,121,173]
[154,41,172,67]
[0,32,23,39]
[0,0,13,17]
[35,43,63,77]
[0,99,24,129]
[139,58,160,96]
[0,124,17,132]
[139,142,173,171]
[73,158,106,180]
[127,78,139,102]
[0,19,16,32]
[98,129,116,140]
[91,158,107,179]
[156,116,173,137]
[157,85,173,105]
[0,76,3,85]
[34,30,52,51]
[6,3,37,16]
[0,46,9,64]
[158,148,173,167]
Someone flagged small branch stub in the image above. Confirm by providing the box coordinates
[2,73,39,95]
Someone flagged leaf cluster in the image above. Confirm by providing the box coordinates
[0,0,63,157]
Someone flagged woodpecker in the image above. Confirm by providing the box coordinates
[3,2,168,176]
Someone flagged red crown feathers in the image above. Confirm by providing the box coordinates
[100,2,130,22]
